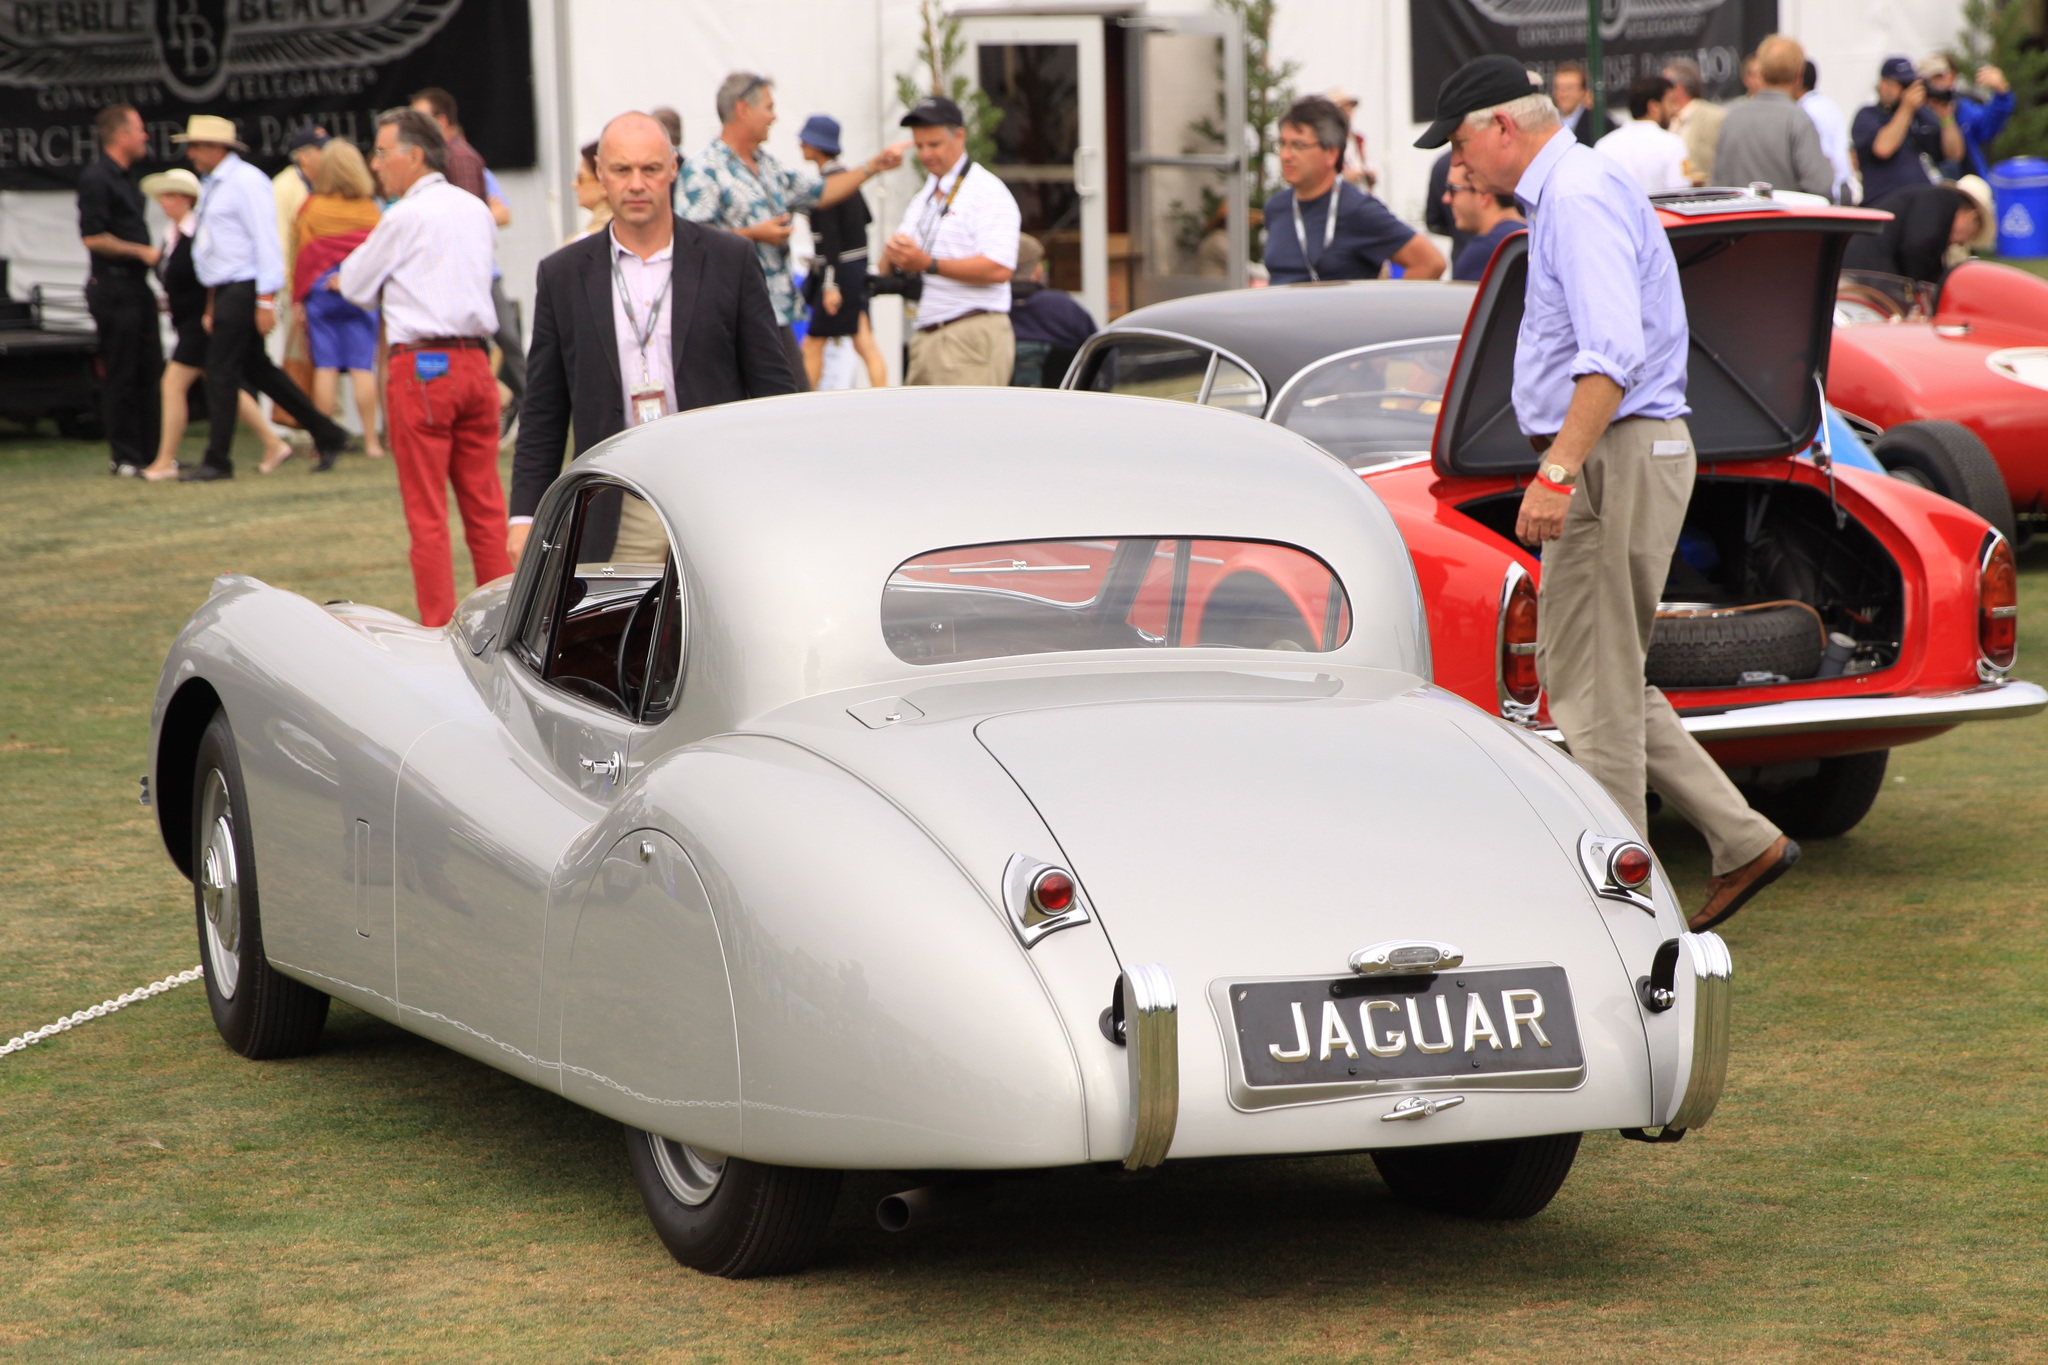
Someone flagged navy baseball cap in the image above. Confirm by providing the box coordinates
[1879,56,1918,83]
[285,124,328,152]
[798,114,841,156]
[1416,55,1541,148]
[900,95,965,129]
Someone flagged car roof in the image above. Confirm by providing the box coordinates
[573,387,1432,721]
[1100,281,1478,398]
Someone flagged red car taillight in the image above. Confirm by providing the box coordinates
[1500,570,1540,710]
[1980,533,2018,672]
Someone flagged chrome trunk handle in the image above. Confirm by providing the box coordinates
[580,751,622,779]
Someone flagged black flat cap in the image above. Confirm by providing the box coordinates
[1415,55,1538,148]
[900,95,965,129]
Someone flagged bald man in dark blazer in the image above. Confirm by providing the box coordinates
[508,113,796,560]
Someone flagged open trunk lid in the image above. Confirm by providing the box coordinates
[1431,193,1886,477]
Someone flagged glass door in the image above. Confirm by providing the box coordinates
[957,15,1109,328]
[1122,13,1247,308]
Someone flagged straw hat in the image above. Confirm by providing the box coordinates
[140,167,202,201]
[170,114,246,150]
[1952,175,1997,250]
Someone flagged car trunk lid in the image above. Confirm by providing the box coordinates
[1431,195,1885,478]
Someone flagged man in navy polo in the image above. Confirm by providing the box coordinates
[1418,55,1797,931]
[1264,96,1443,284]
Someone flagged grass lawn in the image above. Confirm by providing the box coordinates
[3,422,2046,1363]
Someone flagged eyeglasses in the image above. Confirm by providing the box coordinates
[1445,183,1481,195]
[1276,137,1326,153]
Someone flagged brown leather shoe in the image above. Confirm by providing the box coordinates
[1689,835,1800,932]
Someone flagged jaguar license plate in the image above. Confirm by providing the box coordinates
[1228,966,1583,1091]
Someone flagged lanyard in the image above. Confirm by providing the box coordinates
[1291,185,1340,281]
[610,242,673,385]
[915,160,972,253]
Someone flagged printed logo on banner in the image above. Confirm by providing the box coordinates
[1465,0,1728,44]
[1,0,462,103]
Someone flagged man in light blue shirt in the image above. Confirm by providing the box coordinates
[1418,57,1796,932]
[174,115,345,479]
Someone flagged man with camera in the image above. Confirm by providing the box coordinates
[1853,56,1964,204]
[881,96,1021,387]
[1920,53,2014,180]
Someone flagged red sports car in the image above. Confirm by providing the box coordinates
[1829,258,2048,544]
[1066,189,2044,838]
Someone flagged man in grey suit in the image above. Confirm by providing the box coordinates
[1714,34,1833,199]
[509,111,797,562]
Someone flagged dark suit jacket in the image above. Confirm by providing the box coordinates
[509,215,798,519]
[1569,106,1620,147]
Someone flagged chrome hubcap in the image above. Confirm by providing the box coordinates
[647,1134,726,1207]
[197,769,241,999]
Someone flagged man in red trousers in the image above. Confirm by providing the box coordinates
[338,107,510,627]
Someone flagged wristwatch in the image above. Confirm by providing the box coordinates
[924,258,941,276]
[1540,461,1578,487]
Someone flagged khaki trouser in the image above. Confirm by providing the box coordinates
[1536,415,1781,875]
[612,493,670,566]
[907,309,1015,386]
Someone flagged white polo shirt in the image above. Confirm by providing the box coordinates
[1594,118,1692,196]
[896,154,1020,328]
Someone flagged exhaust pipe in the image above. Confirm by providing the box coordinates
[875,1180,992,1232]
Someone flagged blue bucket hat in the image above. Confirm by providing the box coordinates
[797,114,841,157]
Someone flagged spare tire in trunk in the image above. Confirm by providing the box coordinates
[1647,600,1826,688]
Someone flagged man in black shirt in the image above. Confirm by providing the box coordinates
[77,103,163,475]
[1844,179,1994,285]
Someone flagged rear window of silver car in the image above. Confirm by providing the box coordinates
[1269,340,1458,469]
[884,537,1350,664]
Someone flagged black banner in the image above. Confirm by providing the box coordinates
[1410,0,1778,122]
[0,0,534,190]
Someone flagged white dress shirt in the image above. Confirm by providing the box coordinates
[608,225,675,423]
[337,171,498,344]
[193,151,285,293]
[1799,90,1857,203]
[1595,118,1693,194]
[895,154,1021,328]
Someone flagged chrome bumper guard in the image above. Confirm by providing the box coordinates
[1122,963,1178,1170]
[1537,681,2047,746]
[1666,931,1733,1133]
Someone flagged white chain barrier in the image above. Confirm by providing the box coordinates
[0,965,205,1060]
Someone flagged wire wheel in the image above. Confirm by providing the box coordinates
[647,1134,727,1207]
[196,769,242,999]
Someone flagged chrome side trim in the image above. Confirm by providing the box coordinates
[1122,963,1178,1170]
[1495,560,1539,724]
[1264,333,1466,426]
[1533,682,2048,745]
[1000,853,1094,948]
[1062,326,1271,416]
[1666,932,1734,1132]
[1577,830,1657,915]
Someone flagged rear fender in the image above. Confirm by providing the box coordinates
[604,734,1091,1170]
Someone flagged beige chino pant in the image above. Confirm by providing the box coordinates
[1535,415,1781,875]
[907,309,1015,386]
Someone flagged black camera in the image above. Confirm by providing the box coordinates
[868,269,924,302]
[1926,84,1955,104]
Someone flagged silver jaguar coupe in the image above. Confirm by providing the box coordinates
[150,388,1730,1277]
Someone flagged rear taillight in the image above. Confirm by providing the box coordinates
[1498,567,1540,716]
[1979,532,2018,673]
[1030,869,1075,914]
[1610,843,1653,889]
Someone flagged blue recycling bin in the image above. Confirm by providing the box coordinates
[1990,156,2048,258]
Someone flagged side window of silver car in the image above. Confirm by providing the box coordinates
[513,482,682,722]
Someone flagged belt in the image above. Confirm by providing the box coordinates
[391,337,488,354]
[1528,415,1663,454]
[916,308,993,334]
